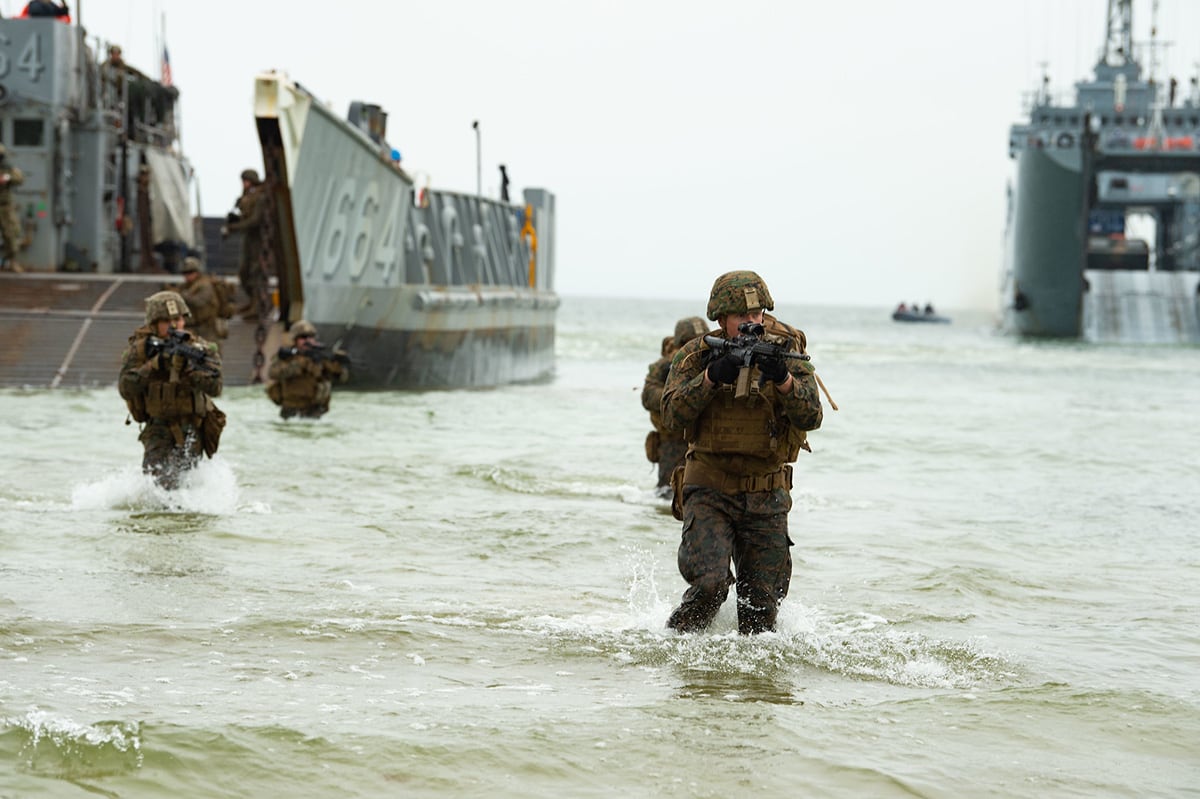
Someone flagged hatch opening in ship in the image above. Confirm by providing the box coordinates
[1086,209,1153,271]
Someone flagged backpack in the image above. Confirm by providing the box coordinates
[212,278,237,319]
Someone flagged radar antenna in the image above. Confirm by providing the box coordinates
[1102,0,1133,67]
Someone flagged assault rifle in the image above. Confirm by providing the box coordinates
[277,342,351,367]
[704,321,808,398]
[145,329,218,375]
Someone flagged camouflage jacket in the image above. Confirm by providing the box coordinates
[118,326,223,421]
[267,350,347,408]
[0,165,23,204]
[228,187,265,253]
[179,275,221,327]
[661,314,822,477]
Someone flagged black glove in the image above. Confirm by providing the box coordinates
[758,356,789,384]
[706,352,742,385]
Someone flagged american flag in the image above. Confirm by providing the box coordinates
[161,46,172,87]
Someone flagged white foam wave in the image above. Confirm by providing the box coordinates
[70,457,241,514]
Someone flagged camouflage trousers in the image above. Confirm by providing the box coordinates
[139,421,203,490]
[238,248,266,304]
[657,437,688,489]
[667,486,794,634]
[280,403,329,420]
[1,203,21,260]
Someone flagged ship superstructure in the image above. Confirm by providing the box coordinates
[1002,0,1200,342]
[0,16,195,273]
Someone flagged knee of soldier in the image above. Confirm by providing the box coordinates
[688,572,733,602]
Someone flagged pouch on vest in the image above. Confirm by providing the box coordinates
[201,401,226,458]
[266,380,283,406]
[125,395,148,423]
[670,464,686,521]
[644,430,660,463]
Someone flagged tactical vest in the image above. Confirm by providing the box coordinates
[276,363,330,409]
[685,328,809,466]
[144,380,211,421]
[120,327,152,422]
[687,371,785,456]
[127,329,210,422]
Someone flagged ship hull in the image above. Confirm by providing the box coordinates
[255,74,558,390]
[1002,146,1089,337]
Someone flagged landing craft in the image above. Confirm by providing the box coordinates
[253,72,559,389]
[1002,0,1200,343]
[0,18,561,390]
[0,14,267,387]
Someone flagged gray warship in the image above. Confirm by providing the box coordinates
[1002,0,1200,343]
[0,14,271,388]
[253,71,559,389]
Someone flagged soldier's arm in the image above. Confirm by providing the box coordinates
[270,354,311,381]
[226,192,264,232]
[117,347,146,400]
[184,343,223,397]
[660,343,715,433]
[323,358,349,383]
[776,361,823,431]
[225,200,253,232]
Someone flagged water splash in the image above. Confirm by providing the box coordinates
[70,457,241,515]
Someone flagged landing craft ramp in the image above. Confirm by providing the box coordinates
[0,273,279,389]
[1082,270,1200,344]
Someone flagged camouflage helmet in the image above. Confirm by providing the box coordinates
[705,270,774,320]
[673,316,708,348]
[144,290,190,324]
[181,256,204,274]
[241,168,260,184]
[291,319,317,338]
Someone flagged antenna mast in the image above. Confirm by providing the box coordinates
[1103,0,1133,67]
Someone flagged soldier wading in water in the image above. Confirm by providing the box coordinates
[660,271,824,634]
[265,320,349,419]
[642,316,707,499]
[119,291,225,489]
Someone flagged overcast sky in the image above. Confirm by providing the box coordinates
[20,0,1200,310]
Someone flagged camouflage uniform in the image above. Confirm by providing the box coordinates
[642,316,708,496]
[118,292,224,489]
[227,169,266,312]
[266,320,349,419]
[661,271,823,634]
[0,146,25,269]
[178,257,229,350]
[135,165,156,272]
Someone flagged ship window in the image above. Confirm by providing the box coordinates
[1192,117,1200,127]
[1054,115,1064,124]
[1110,178,1129,189]
[1070,116,1079,125]
[13,119,43,147]
[1114,116,1125,125]
[1175,117,1184,127]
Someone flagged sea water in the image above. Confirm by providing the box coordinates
[1,297,1197,797]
